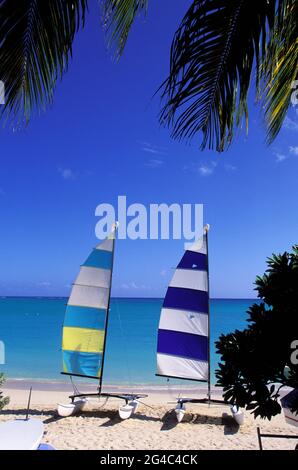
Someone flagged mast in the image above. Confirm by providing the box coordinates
[205,225,211,402]
[98,222,117,394]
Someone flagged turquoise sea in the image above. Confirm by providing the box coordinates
[0,297,255,385]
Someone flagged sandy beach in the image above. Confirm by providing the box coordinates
[1,381,297,450]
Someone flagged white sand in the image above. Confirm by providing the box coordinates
[1,384,297,450]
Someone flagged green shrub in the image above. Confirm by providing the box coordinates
[216,246,298,420]
[0,373,9,410]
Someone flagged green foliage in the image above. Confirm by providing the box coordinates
[0,0,87,126]
[0,373,9,410]
[261,1,298,143]
[215,246,298,420]
[0,1,297,150]
[159,0,298,151]
[102,0,148,58]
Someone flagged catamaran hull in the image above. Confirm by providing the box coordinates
[118,404,134,420]
[129,399,140,414]
[281,389,298,428]
[230,405,244,425]
[57,399,87,417]
[175,404,186,423]
[283,408,298,427]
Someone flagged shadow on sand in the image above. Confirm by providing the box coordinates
[160,409,240,434]
[1,407,240,434]
[0,408,63,425]
[1,407,162,426]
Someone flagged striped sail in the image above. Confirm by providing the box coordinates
[157,229,210,382]
[61,229,116,379]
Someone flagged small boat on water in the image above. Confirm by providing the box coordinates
[156,224,244,424]
[58,223,147,419]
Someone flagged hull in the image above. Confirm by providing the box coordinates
[230,405,244,425]
[281,388,298,428]
[57,399,87,417]
[283,408,298,427]
[118,404,134,420]
[175,404,186,423]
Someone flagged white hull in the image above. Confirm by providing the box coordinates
[129,399,139,414]
[118,404,134,420]
[230,405,244,425]
[57,399,88,417]
[175,404,186,423]
[281,388,298,428]
[283,408,298,427]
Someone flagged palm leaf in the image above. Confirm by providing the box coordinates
[102,0,148,58]
[159,0,279,152]
[261,0,298,143]
[0,0,87,126]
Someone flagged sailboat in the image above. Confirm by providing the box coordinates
[57,223,147,419]
[156,224,244,424]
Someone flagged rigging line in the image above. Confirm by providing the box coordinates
[166,378,179,401]
[70,376,80,396]
[137,400,155,411]
[95,395,109,408]
[178,378,184,400]
[137,400,164,421]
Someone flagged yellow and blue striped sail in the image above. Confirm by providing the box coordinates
[62,232,115,379]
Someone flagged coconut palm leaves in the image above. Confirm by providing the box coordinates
[159,0,292,151]
[103,0,297,151]
[0,0,297,151]
[0,0,87,126]
[261,0,298,143]
[102,0,148,57]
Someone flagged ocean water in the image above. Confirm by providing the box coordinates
[0,297,255,385]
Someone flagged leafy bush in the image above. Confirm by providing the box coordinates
[216,246,298,419]
[0,373,9,410]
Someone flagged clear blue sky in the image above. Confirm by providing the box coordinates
[0,1,297,299]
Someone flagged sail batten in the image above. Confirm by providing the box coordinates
[61,229,116,379]
[157,229,210,382]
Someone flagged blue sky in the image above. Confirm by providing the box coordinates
[0,0,297,299]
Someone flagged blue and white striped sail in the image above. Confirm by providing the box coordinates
[157,227,210,382]
[61,227,116,379]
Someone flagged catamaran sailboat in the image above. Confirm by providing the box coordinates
[57,223,147,419]
[156,224,243,424]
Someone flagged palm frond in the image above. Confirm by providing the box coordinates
[102,0,148,58]
[0,0,87,126]
[159,0,278,152]
[261,0,298,143]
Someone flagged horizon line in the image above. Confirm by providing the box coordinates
[0,295,259,301]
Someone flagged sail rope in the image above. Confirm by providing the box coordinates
[70,376,80,395]
[166,377,182,401]
[95,395,109,408]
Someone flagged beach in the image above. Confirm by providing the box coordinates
[1,381,297,450]
[1,299,296,450]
